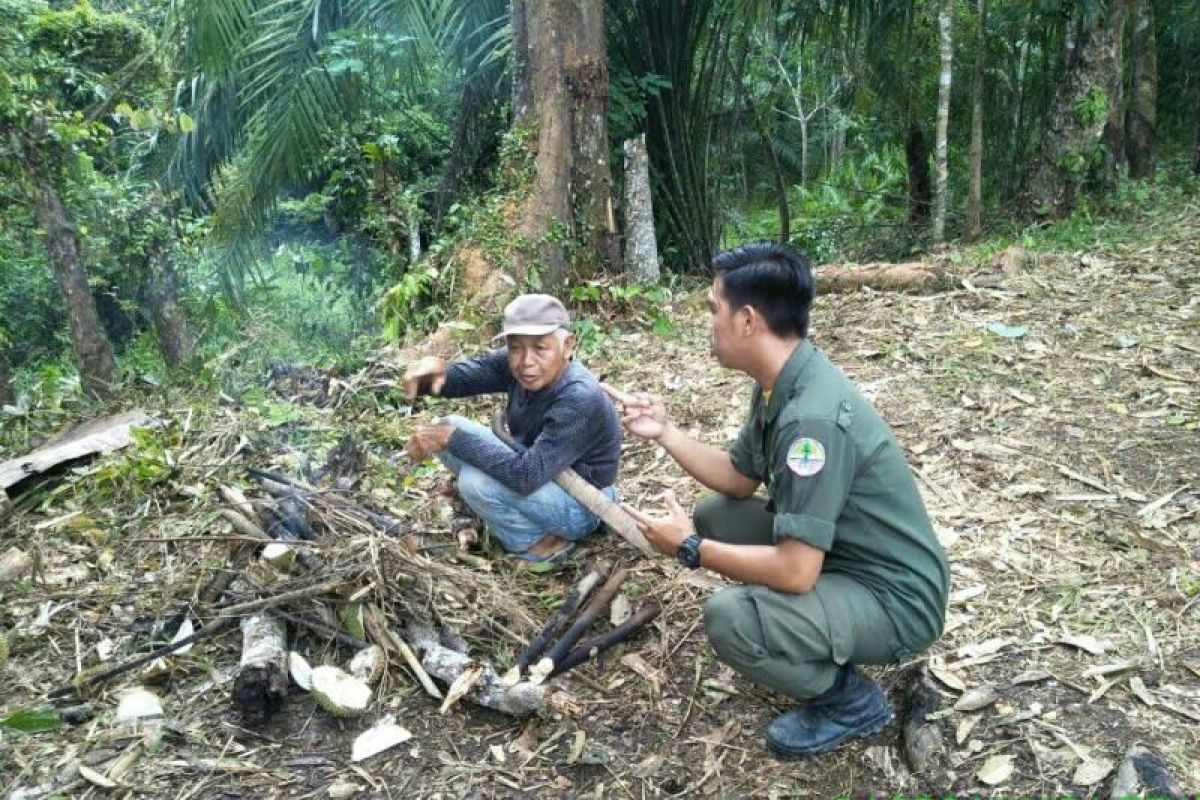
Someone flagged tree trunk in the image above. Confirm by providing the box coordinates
[1100,4,1127,186]
[564,0,619,273]
[0,347,13,406]
[623,134,660,284]
[147,255,194,369]
[515,0,617,287]
[1124,0,1156,179]
[1194,90,1200,175]
[143,190,195,369]
[830,108,846,169]
[22,130,117,397]
[933,0,955,242]
[408,202,422,263]
[966,0,986,242]
[517,0,572,286]
[905,118,932,223]
[511,0,533,127]
[1028,0,1128,217]
[748,105,789,243]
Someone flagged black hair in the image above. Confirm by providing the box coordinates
[710,242,815,339]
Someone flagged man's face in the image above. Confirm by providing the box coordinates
[708,277,741,369]
[506,331,574,391]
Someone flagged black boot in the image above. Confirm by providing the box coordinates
[766,665,893,757]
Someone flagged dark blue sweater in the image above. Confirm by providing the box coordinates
[440,349,621,496]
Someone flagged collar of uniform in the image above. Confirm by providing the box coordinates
[763,339,814,423]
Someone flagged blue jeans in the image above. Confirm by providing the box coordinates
[436,415,616,557]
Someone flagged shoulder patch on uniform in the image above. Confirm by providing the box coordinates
[786,437,826,477]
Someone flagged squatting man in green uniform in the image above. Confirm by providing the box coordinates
[614,242,950,757]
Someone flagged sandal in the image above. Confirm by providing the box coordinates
[515,540,577,565]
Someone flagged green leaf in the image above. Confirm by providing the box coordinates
[178,112,195,134]
[1,705,61,733]
[986,322,1029,339]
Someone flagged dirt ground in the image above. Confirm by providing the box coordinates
[1,205,1197,799]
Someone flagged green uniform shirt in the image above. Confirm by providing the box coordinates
[728,340,949,653]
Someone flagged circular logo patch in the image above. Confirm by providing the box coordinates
[787,437,826,477]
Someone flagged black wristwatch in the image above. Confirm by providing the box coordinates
[676,533,703,569]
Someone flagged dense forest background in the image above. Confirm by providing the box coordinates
[1,0,1198,404]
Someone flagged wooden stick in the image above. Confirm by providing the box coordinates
[268,608,367,650]
[550,602,661,678]
[219,509,271,542]
[529,568,630,684]
[48,617,237,699]
[503,567,606,685]
[219,485,257,523]
[212,579,344,618]
[489,412,653,557]
[363,603,442,699]
[250,468,405,535]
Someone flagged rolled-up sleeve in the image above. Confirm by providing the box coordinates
[769,418,857,551]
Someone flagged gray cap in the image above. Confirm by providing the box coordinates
[491,294,571,341]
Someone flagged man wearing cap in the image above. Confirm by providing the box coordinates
[403,294,621,563]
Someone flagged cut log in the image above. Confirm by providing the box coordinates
[504,567,606,685]
[550,601,661,678]
[0,547,32,585]
[529,568,629,684]
[232,613,289,724]
[408,626,543,716]
[901,665,952,791]
[1110,744,1182,799]
[362,603,442,699]
[816,261,953,294]
[489,413,653,557]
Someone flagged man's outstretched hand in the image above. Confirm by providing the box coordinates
[404,356,449,400]
[405,424,455,461]
[622,490,694,557]
[602,383,671,442]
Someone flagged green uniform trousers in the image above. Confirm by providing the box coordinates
[695,494,905,700]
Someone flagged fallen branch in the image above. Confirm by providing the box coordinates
[232,614,288,724]
[212,579,344,618]
[550,601,661,678]
[489,413,653,557]
[529,568,630,684]
[503,567,606,685]
[816,260,953,294]
[49,580,344,699]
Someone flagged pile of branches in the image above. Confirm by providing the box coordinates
[50,466,548,722]
[47,457,659,729]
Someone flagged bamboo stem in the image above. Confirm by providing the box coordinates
[529,568,630,684]
[550,602,661,678]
